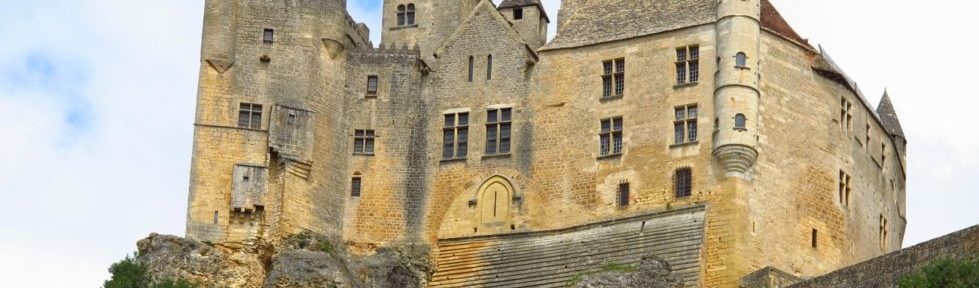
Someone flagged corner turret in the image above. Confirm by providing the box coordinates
[712,0,762,178]
[877,90,907,166]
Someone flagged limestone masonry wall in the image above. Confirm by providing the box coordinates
[186,0,908,286]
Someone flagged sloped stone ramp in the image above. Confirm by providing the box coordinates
[430,205,706,288]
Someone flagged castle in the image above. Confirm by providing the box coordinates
[185,0,908,286]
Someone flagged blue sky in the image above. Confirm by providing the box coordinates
[0,0,976,287]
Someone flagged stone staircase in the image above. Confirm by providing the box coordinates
[430,206,706,288]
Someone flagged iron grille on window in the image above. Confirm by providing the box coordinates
[602,58,625,98]
[486,108,512,155]
[673,105,698,145]
[600,117,623,156]
[351,177,362,197]
[676,46,699,84]
[618,183,630,207]
[354,130,375,155]
[443,112,469,159]
[674,168,692,198]
[238,103,263,129]
[366,75,378,96]
[263,29,274,43]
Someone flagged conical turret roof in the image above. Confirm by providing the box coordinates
[876,90,905,138]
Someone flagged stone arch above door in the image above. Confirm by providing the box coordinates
[477,176,514,228]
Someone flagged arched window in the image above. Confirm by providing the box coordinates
[734,113,747,130]
[735,52,748,67]
[406,4,416,25]
[468,56,474,82]
[486,55,493,80]
[397,5,406,26]
[674,168,692,198]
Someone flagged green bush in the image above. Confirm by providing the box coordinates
[898,257,979,288]
[103,253,198,288]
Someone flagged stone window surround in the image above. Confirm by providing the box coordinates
[599,116,624,158]
[351,176,362,197]
[601,58,625,100]
[366,75,379,98]
[262,28,274,44]
[353,129,376,155]
[237,102,263,130]
[485,105,513,157]
[442,109,471,162]
[674,167,693,198]
[672,104,699,147]
[675,45,700,85]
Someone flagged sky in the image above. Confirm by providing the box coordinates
[0,0,976,287]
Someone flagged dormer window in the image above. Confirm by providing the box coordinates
[513,7,523,20]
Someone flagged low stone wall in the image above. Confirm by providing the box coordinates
[789,225,979,288]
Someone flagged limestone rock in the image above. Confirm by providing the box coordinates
[263,250,355,288]
[574,255,684,288]
[136,233,265,288]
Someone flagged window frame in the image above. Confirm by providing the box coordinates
[735,52,748,68]
[366,75,379,97]
[734,113,747,131]
[406,4,416,25]
[443,112,470,160]
[675,46,700,85]
[485,107,513,156]
[513,7,524,20]
[397,5,406,26]
[601,58,625,99]
[263,28,274,44]
[353,129,376,155]
[617,182,630,208]
[674,168,692,198]
[599,117,624,157]
[237,103,263,130]
[673,104,699,145]
[351,176,362,197]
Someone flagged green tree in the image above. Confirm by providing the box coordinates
[103,253,198,288]
[898,257,979,288]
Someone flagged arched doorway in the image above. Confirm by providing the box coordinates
[477,176,513,228]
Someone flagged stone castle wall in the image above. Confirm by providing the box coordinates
[186,0,908,286]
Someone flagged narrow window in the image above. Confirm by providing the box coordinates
[486,55,493,80]
[840,98,853,134]
[618,182,630,207]
[366,75,379,96]
[238,103,263,129]
[213,211,219,224]
[735,52,747,67]
[674,168,692,198]
[287,112,296,124]
[351,177,362,197]
[468,56,474,82]
[443,112,469,159]
[263,28,274,44]
[879,215,888,251]
[602,61,613,98]
[676,46,699,84]
[406,4,416,25]
[673,104,698,145]
[599,117,623,156]
[485,108,512,155]
[811,229,818,248]
[397,5,406,26]
[865,122,871,148]
[881,143,887,166]
[513,7,523,20]
[734,113,747,130]
[839,171,852,207]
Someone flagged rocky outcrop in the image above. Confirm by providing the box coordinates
[135,233,432,288]
[574,255,685,288]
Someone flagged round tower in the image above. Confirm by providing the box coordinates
[712,0,761,178]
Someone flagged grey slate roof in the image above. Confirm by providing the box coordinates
[430,206,706,287]
[542,0,718,50]
[876,91,905,138]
